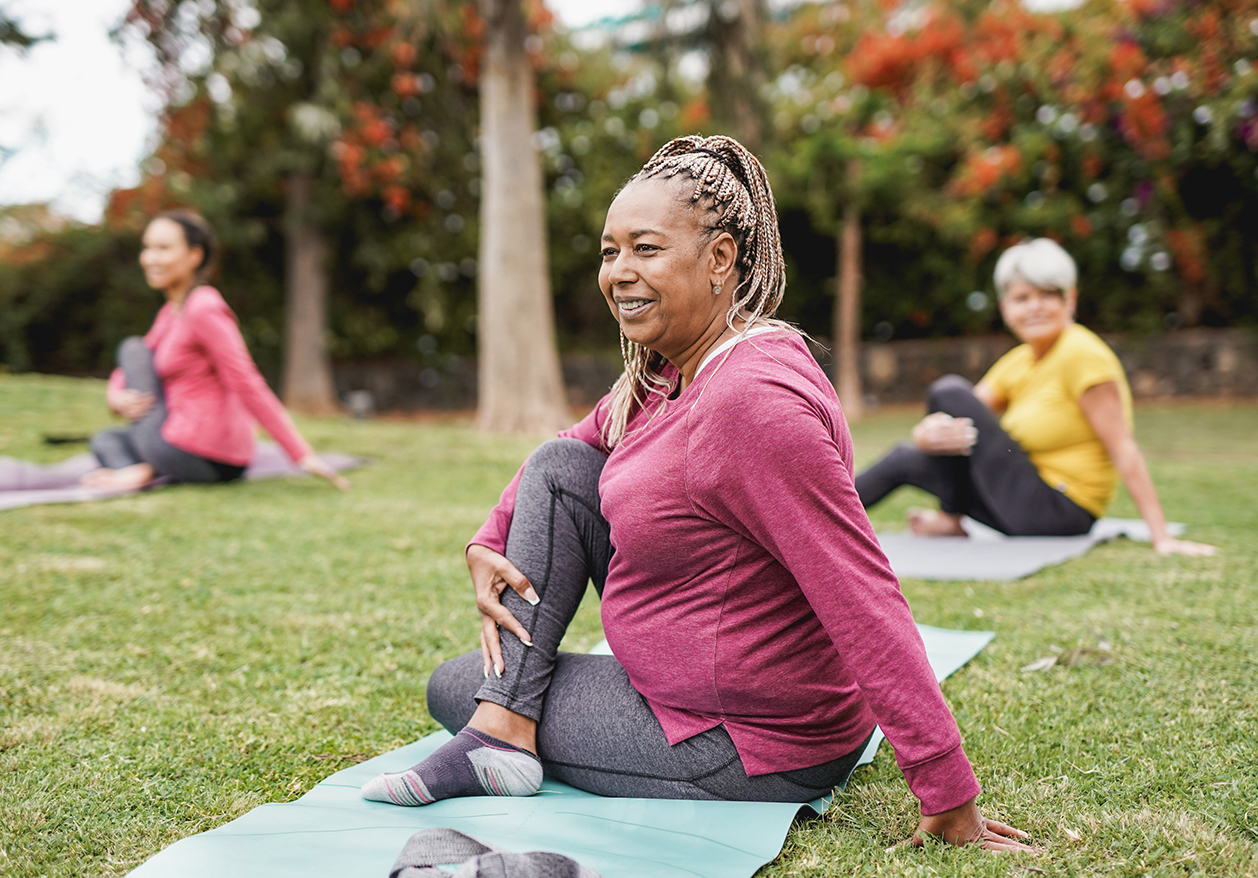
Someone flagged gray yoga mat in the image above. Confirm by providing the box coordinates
[127,623,994,878]
[0,443,366,511]
[876,517,1185,582]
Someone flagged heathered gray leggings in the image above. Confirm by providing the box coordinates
[426,438,868,803]
[90,337,243,483]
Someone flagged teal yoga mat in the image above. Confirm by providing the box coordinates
[127,624,994,878]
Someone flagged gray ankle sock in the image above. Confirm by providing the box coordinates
[362,729,542,806]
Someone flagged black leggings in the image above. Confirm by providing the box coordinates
[90,337,245,483]
[426,438,870,802]
[854,375,1095,536]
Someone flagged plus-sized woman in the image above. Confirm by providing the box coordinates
[363,137,1033,851]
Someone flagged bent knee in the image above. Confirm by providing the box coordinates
[927,374,976,412]
[117,336,148,360]
[523,437,605,489]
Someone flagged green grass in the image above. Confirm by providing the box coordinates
[2,374,1257,877]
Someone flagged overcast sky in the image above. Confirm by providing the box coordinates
[1,0,1076,224]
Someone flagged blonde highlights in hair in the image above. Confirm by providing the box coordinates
[602,135,790,448]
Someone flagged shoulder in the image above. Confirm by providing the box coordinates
[1062,324,1117,357]
[1057,325,1122,373]
[183,286,241,330]
[691,330,839,432]
[183,286,233,316]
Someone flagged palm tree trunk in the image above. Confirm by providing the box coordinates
[475,0,569,434]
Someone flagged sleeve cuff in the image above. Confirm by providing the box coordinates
[900,743,982,816]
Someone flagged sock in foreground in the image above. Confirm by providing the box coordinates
[361,728,543,806]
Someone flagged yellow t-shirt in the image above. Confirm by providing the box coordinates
[982,324,1132,517]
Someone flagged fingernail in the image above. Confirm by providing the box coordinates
[523,588,540,606]
[483,669,489,679]
[521,636,533,647]
[495,665,503,678]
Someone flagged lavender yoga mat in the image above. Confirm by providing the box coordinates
[0,443,366,511]
[875,517,1186,581]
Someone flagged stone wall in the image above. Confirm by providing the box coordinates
[331,328,1258,413]
[856,327,1258,405]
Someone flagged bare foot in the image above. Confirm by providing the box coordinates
[79,464,156,491]
[907,508,968,537]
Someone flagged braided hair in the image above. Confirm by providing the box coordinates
[602,135,792,448]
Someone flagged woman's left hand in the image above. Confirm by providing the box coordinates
[907,798,1038,853]
[1153,536,1216,556]
[298,453,351,491]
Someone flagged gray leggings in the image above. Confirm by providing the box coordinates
[426,438,869,803]
[90,337,244,484]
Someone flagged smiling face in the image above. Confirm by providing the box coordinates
[598,178,737,368]
[999,277,1077,354]
[139,217,203,301]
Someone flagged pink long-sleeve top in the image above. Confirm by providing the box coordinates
[471,330,980,815]
[108,286,312,467]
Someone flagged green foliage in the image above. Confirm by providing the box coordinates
[2,375,1257,875]
[765,0,1258,341]
[0,225,151,374]
[6,0,1258,376]
[0,8,47,50]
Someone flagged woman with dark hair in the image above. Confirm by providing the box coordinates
[82,210,347,491]
[360,136,1033,852]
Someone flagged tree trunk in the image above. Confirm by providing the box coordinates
[706,0,767,152]
[834,196,864,420]
[476,0,569,434]
[281,171,338,415]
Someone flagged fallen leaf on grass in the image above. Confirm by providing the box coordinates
[1021,656,1058,672]
[1022,643,1116,672]
[1059,646,1116,667]
[1064,827,1082,842]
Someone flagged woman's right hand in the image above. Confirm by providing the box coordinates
[911,412,978,455]
[108,387,155,421]
[466,544,540,678]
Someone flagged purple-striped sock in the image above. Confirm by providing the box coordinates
[361,728,542,807]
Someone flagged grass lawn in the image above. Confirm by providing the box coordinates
[2,373,1257,877]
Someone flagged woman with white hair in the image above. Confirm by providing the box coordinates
[855,237,1212,555]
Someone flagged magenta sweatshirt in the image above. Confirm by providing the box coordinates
[471,330,980,815]
[108,286,312,466]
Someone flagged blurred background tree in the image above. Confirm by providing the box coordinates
[2,0,1256,420]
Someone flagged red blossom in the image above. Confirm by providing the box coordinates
[392,42,417,68]
[1166,227,1208,284]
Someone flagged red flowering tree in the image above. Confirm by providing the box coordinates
[771,0,1258,347]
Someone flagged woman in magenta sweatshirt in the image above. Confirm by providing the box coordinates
[83,210,346,492]
[362,137,1033,852]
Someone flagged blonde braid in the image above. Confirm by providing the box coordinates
[603,135,792,448]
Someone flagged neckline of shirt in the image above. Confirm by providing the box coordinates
[694,324,782,379]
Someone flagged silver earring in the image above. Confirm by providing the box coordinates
[712,284,723,296]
